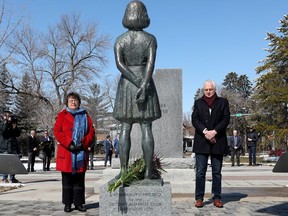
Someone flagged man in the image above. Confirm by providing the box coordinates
[104,135,113,167]
[0,111,10,182]
[246,127,258,166]
[113,133,120,158]
[192,80,230,208]
[27,130,38,172]
[230,130,242,166]
[0,111,9,154]
[40,130,54,171]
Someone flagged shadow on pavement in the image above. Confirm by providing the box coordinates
[23,179,59,184]
[222,192,248,204]
[205,192,248,205]
[257,202,288,216]
[85,202,99,209]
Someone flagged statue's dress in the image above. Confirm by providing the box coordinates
[113,30,161,124]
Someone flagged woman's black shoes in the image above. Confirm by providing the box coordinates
[64,204,86,212]
[64,204,72,212]
[75,205,87,212]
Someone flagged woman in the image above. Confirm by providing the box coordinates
[54,92,95,212]
[113,1,161,179]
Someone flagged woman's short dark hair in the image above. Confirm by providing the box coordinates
[122,1,150,30]
[65,92,81,106]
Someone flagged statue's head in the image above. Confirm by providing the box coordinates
[122,1,150,30]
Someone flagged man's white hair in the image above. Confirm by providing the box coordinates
[202,80,216,91]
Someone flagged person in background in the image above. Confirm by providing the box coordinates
[26,130,38,172]
[229,130,242,167]
[1,111,21,183]
[192,80,230,208]
[0,111,9,183]
[104,135,113,167]
[246,127,258,166]
[113,133,120,158]
[88,136,95,170]
[40,130,54,171]
[54,92,95,213]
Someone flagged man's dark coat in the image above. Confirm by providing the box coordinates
[192,96,230,155]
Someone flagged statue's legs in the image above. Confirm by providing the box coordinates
[116,122,132,179]
[140,123,159,179]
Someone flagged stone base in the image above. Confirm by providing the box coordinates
[99,179,172,216]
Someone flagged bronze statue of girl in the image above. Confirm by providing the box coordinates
[113,1,161,179]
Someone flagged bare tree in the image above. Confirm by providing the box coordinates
[4,12,110,130]
[0,0,23,65]
[49,13,110,108]
[101,74,119,111]
[0,14,110,131]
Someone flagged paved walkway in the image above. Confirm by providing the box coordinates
[0,159,287,216]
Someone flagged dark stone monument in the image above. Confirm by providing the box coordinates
[0,154,28,174]
[273,152,288,172]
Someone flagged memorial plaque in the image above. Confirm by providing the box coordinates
[99,180,172,216]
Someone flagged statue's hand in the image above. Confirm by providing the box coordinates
[135,87,146,104]
[134,77,142,88]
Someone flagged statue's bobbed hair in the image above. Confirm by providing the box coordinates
[122,1,150,30]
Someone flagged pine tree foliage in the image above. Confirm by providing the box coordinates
[193,88,202,101]
[254,15,288,149]
[82,83,110,130]
[0,63,13,112]
[222,72,253,133]
[222,72,252,99]
[13,72,39,132]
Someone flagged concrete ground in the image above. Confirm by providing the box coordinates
[0,155,287,216]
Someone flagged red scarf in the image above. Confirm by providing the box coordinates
[203,94,217,108]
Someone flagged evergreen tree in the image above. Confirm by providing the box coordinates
[237,75,252,99]
[254,15,288,149]
[193,88,202,101]
[222,72,239,92]
[223,72,252,98]
[83,83,110,131]
[222,72,253,134]
[13,72,38,132]
[0,63,13,112]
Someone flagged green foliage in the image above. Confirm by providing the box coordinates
[194,88,202,101]
[253,14,288,142]
[0,63,13,112]
[222,72,252,99]
[13,72,39,132]
[82,83,110,129]
[107,154,166,192]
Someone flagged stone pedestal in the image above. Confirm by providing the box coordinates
[99,179,172,216]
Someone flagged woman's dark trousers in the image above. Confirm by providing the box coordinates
[61,172,85,206]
